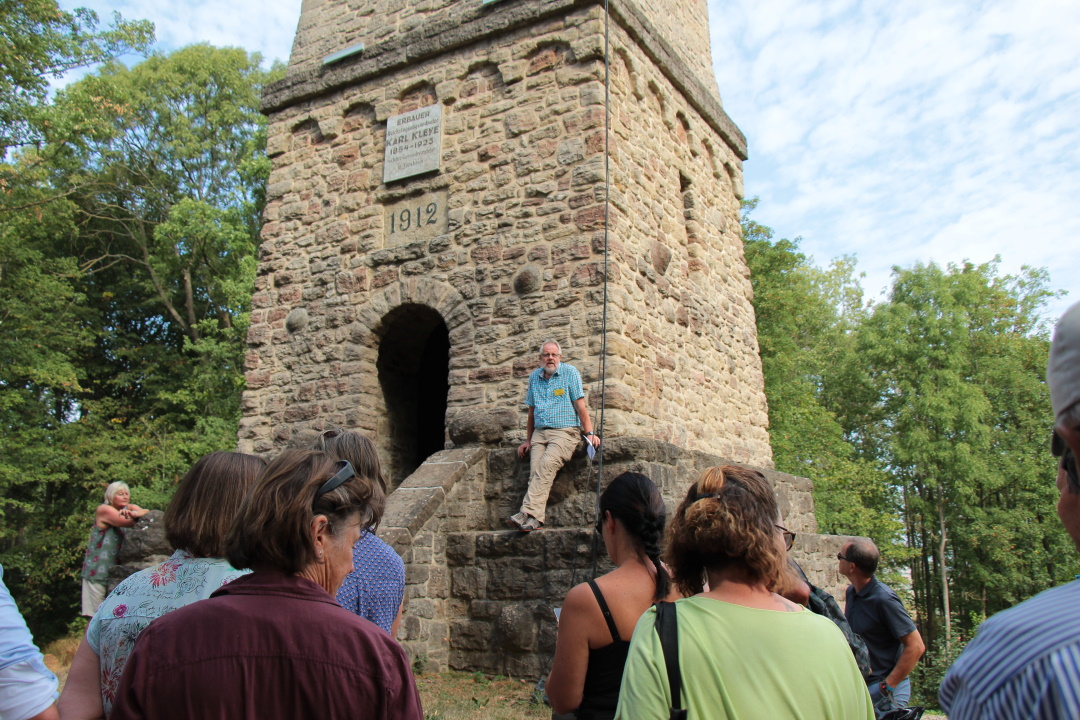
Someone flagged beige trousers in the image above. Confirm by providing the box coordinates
[520,427,581,524]
[81,578,106,617]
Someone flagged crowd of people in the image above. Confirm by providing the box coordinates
[0,304,1077,720]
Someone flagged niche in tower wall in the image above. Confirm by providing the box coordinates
[376,304,450,486]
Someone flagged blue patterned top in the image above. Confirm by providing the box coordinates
[336,533,405,634]
[86,550,249,715]
[526,363,585,430]
[939,579,1080,720]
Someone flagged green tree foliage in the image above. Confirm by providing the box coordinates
[744,204,1068,705]
[742,200,901,549]
[0,0,153,152]
[0,40,275,640]
[850,262,1069,643]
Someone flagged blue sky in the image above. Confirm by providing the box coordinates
[63,0,1078,322]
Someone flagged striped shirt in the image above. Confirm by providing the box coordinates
[939,579,1080,720]
[526,363,585,430]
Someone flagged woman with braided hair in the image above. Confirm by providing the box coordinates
[547,472,674,720]
[615,465,874,720]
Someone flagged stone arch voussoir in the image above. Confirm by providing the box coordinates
[355,278,473,341]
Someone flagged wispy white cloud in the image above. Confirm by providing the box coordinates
[59,0,301,67]
[59,0,1078,320]
[709,0,1080,320]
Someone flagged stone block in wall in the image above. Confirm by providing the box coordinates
[447,408,515,444]
[496,603,537,652]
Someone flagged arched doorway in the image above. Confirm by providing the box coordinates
[377,304,450,487]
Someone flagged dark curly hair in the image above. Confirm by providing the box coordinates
[666,465,786,596]
[598,472,670,602]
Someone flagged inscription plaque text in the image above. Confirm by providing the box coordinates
[383,104,442,183]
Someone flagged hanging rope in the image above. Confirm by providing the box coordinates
[588,0,613,579]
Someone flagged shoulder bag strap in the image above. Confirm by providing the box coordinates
[654,601,687,720]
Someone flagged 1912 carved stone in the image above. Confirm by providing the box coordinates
[239,0,850,675]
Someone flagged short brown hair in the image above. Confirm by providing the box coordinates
[312,428,387,525]
[164,452,267,558]
[666,465,787,596]
[845,538,880,576]
[225,449,377,574]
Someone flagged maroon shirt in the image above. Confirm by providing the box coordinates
[110,571,423,720]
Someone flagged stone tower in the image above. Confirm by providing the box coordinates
[238,0,847,676]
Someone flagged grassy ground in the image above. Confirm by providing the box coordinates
[415,671,550,720]
[41,630,945,719]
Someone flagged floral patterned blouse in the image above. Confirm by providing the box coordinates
[86,550,249,716]
[81,525,125,583]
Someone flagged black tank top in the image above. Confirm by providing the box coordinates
[575,580,632,720]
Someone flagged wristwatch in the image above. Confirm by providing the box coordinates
[584,431,595,436]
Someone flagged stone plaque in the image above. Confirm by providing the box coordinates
[383,191,448,245]
[383,104,442,183]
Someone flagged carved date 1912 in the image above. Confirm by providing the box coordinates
[389,202,439,234]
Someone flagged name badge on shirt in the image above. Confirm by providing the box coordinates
[553,388,565,396]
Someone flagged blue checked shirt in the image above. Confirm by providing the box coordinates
[939,579,1080,720]
[526,363,585,430]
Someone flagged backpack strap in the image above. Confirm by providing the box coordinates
[653,602,687,720]
[587,579,622,643]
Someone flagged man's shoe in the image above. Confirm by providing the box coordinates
[508,512,542,532]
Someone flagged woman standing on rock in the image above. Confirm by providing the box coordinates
[80,482,149,618]
[61,452,266,718]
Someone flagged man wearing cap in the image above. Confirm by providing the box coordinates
[509,340,600,533]
[939,300,1080,719]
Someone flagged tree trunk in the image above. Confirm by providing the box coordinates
[938,495,951,655]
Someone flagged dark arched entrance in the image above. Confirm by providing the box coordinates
[377,304,450,487]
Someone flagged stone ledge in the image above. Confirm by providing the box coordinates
[379,447,490,554]
[261,0,747,160]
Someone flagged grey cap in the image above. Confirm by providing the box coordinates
[1048,301,1080,421]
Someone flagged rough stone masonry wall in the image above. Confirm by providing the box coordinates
[240,0,771,468]
[588,20,770,460]
[285,0,718,98]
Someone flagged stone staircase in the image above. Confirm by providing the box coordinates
[377,437,857,675]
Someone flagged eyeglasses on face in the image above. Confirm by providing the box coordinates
[836,552,850,562]
[774,524,795,551]
[1053,431,1079,489]
[316,460,355,499]
[541,352,561,358]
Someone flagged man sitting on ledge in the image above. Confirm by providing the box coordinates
[509,340,600,533]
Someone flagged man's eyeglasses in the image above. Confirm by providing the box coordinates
[1053,431,1079,490]
[316,460,355,498]
[775,524,795,551]
[836,552,850,562]
[541,352,561,358]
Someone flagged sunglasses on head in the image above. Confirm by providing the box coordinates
[316,460,355,499]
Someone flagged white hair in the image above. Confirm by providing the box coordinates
[104,481,130,505]
[539,339,562,355]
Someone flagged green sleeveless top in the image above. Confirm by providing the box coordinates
[81,524,125,583]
